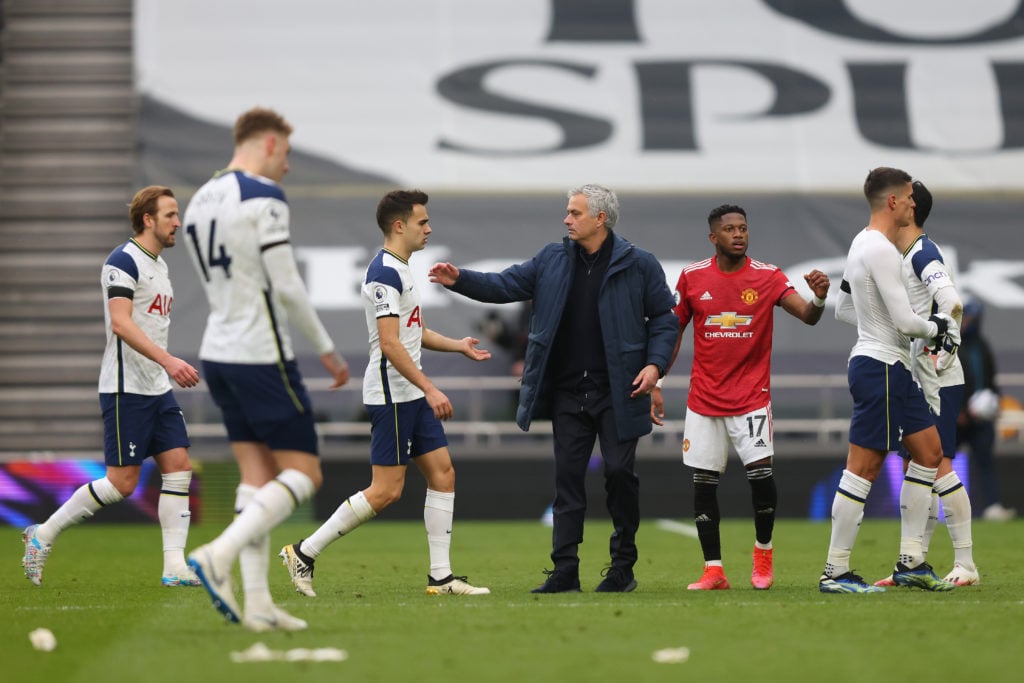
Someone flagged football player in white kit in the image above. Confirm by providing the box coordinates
[870,180,977,587]
[279,189,492,597]
[819,167,957,593]
[183,108,350,631]
[22,186,201,588]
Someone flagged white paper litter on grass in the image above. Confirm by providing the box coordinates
[230,642,348,663]
[651,647,691,663]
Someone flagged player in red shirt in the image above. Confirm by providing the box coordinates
[653,204,830,590]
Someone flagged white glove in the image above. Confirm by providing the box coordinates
[968,388,1000,421]
[935,346,958,373]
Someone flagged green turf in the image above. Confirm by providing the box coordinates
[5,519,1023,683]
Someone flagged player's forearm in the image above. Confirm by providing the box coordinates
[420,328,458,353]
[111,317,172,368]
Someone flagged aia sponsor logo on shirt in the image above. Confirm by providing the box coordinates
[147,293,173,316]
[407,305,423,327]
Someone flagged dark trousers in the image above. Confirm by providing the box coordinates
[549,384,639,572]
[959,419,1000,509]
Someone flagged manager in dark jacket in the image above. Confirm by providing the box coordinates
[429,184,678,593]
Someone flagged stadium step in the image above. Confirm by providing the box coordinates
[0,221,127,252]
[0,187,130,221]
[0,354,98,386]
[0,117,136,152]
[1,151,135,186]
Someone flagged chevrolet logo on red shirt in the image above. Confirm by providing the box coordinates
[705,312,753,329]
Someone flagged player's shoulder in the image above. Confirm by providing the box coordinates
[914,234,944,260]
[365,249,405,291]
[748,257,780,272]
[103,240,141,279]
[208,169,287,203]
[235,171,286,203]
[682,257,714,275]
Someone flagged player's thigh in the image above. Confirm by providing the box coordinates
[848,356,905,452]
[682,409,730,472]
[367,398,447,467]
[100,392,164,467]
[724,403,775,466]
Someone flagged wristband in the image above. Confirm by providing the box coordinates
[812,295,826,308]
[655,378,664,389]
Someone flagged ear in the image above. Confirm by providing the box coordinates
[391,219,404,235]
[264,134,277,156]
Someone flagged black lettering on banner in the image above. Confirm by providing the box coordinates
[848,63,912,148]
[995,62,1024,148]
[435,59,613,154]
[635,60,831,150]
[546,0,640,42]
[763,0,1024,45]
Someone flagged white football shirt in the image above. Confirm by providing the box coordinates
[362,248,425,405]
[183,169,331,363]
[99,238,174,395]
[841,228,935,367]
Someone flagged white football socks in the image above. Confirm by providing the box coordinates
[899,462,939,567]
[824,469,871,578]
[37,476,123,545]
[159,471,193,574]
[935,471,975,569]
[424,489,455,581]
[209,469,315,559]
[301,490,376,559]
[231,483,275,613]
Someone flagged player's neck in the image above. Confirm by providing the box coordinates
[132,232,163,258]
[866,219,899,244]
[225,152,266,179]
[382,242,412,263]
[715,253,746,273]
[894,226,923,252]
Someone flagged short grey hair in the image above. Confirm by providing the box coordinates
[568,184,619,229]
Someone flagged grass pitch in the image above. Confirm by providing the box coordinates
[5,518,1023,683]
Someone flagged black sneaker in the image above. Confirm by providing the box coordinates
[531,568,581,593]
[594,566,637,593]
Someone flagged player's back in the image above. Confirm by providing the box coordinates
[183,170,296,364]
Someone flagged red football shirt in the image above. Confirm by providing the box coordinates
[673,256,796,416]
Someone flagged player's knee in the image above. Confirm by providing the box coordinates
[367,482,404,510]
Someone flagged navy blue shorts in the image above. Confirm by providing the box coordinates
[847,356,934,452]
[202,359,319,454]
[899,383,965,459]
[100,391,190,467]
[366,397,448,466]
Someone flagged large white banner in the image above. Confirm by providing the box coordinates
[135,0,1024,192]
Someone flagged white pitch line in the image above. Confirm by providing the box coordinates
[655,518,699,538]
